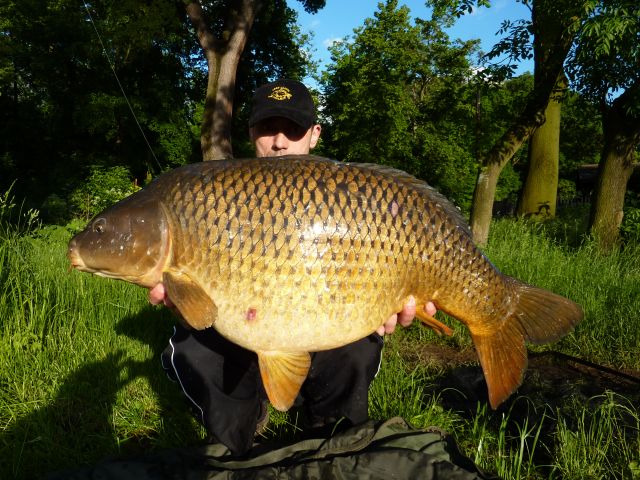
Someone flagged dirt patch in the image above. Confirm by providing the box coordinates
[409,343,640,414]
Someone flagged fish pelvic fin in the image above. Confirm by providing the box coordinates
[257,351,311,412]
[471,280,583,409]
[163,270,217,330]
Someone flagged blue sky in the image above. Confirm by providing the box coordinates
[293,0,533,83]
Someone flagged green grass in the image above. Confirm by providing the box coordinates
[0,225,207,478]
[1,215,639,479]
[484,218,640,370]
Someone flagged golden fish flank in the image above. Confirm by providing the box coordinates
[67,154,583,412]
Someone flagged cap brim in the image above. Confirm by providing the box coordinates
[249,106,314,129]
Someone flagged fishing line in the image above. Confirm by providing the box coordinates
[81,0,162,172]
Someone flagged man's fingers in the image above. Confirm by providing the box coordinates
[379,313,398,335]
[425,301,437,317]
[397,295,417,327]
[149,284,166,305]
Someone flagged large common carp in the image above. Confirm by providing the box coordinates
[68,155,582,411]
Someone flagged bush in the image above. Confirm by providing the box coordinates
[40,194,69,225]
[621,191,640,242]
[557,179,578,202]
[69,165,140,220]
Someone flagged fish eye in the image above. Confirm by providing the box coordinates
[93,218,106,234]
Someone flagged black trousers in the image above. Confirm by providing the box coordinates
[161,324,384,455]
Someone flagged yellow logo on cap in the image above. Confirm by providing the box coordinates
[268,86,292,101]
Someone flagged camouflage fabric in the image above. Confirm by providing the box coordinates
[48,417,495,480]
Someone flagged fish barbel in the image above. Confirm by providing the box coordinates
[67,155,582,411]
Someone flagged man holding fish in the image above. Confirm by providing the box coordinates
[68,77,581,460]
[148,79,437,454]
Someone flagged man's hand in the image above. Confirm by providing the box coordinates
[149,283,174,308]
[376,296,437,336]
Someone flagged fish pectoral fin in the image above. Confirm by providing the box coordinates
[163,270,217,330]
[415,310,453,336]
[257,351,311,412]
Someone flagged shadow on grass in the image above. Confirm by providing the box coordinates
[0,306,204,480]
[419,344,640,473]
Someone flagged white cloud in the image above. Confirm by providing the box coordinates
[322,37,343,48]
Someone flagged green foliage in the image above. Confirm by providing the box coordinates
[40,194,69,225]
[559,90,603,175]
[621,195,640,241]
[321,0,480,209]
[567,0,640,105]
[69,165,140,220]
[557,178,578,201]
[418,131,477,211]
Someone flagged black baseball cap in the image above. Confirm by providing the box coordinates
[248,79,316,129]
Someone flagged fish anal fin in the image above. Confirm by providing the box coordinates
[471,324,527,409]
[258,351,311,411]
[415,310,453,336]
[163,270,217,330]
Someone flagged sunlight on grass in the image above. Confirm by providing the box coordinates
[1,213,639,478]
[552,393,640,479]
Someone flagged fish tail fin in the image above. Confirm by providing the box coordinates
[471,280,583,408]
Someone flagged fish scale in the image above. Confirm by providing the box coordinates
[68,154,582,412]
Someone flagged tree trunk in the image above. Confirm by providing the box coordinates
[469,117,541,245]
[517,74,567,219]
[589,80,640,251]
[469,0,587,244]
[470,161,507,245]
[185,0,261,161]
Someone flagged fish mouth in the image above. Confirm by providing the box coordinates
[67,242,91,272]
[68,256,92,273]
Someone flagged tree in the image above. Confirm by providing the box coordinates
[516,74,567,219]
[472,1,588,243]
[0,0,321,218]
[0,0,197,211]
[566,0,640,250]
[321,0,479,209]
[183,0,325,160]
[428,0,590,243]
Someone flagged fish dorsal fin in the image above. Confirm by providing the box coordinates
[257,351,311,411]
[163,269,217,330]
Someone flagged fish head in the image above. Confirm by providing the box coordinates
[67,195,171,288]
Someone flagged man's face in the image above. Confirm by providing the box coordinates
[250,116,321,157]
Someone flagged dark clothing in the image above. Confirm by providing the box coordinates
[161,324,384,455]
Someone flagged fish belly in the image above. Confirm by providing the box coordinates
[202,265,408,353]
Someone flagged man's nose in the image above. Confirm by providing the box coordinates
[273,132,289,150]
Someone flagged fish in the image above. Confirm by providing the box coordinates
[67,154,583,411]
